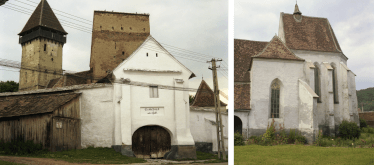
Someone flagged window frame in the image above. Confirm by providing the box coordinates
[149,86,159,98]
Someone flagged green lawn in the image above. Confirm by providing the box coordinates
[235,145,374,165]
[1,147,146,164]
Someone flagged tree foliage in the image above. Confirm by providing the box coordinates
[0,81,19,93]
[189,95,195,105]
[357,87,374,112]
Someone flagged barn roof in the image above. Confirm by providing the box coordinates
[191,80,226,107]
[0,92,80,118]
[280,13,342,53]
[19,0,67,35]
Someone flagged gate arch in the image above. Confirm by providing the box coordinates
[132,125,171,159]
[234,116,243,135]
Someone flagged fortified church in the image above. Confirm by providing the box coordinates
[234,4,359,143]
[0,0,226,159]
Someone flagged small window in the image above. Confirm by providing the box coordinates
[121,27,123,30]
[51,58,53,61]
[150,86,158,98]
[156,53,158,57]
[332,68,339,103]
[44,44,46,51]
[130,27,132,30]
[122,51,124,55]
[112,27,114,30]
[146,53,148,57]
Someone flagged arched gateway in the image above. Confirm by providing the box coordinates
[234,116,243,135]
[132,126,171,158]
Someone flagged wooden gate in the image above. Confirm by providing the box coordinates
[132,126,171,159]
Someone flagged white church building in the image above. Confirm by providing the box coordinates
[234,4,359,143]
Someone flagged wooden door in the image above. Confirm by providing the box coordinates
[132,126,171,158]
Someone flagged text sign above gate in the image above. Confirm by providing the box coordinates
[141,107,164,116]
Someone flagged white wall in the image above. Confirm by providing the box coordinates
[112,36,195,146]
[190,109,228,152]
[250,58,305,131]
[79,86,114,148]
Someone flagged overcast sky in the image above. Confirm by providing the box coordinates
[235,0,374,91]
[0,0,228,103]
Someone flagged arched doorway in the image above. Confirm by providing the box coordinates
[234,116,243,135]
[132,126,171,159]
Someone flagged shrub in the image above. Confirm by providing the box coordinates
[262,119,276,143]
[0,137,46,155]
[295,131,307,144]
[360,119,367,128]
[274,124,288,145]
[338,120,361,140]
[288,129,297,144]
[234,132,245,146]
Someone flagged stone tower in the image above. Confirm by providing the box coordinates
[18,0,67,91]
[90,11,150,80]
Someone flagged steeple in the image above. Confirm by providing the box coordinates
[18,0,67,44]
[293,2,302,21]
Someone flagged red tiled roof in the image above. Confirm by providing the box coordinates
[253,35,304,61]
[191,80,227,107]
[234,39,268,82]
[0,92,80,118]
[19,0,67,35]
[280,13,341,52]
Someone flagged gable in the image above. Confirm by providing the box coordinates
[191,80,227,107]
[113,35,195,79]
[280,13,341,52]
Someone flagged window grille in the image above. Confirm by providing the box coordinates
[150,86,158,98]
[271,81,280,118]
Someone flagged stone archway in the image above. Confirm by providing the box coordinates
[234,116,243,135]
[132,125,171,159]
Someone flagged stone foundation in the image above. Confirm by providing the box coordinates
[164,145,197,160]
[112,145,134,157]
[195,142,213,154]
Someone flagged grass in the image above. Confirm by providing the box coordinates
[195,151,227,163]
[0,160,25,165]
[314,133,374,148]
[235,145,374,165]
[0,147,146,164]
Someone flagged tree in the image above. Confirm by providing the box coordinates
[0,81,19,93]
[189,95,195,105]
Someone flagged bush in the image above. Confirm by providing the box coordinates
[288,129,297,143]
[360,119,367,128]
[262,119,276,143]
[0,137,46,155]
[338,120,361,140]
[234,132,245,146]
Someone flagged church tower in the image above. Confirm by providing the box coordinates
[18,0,67,91]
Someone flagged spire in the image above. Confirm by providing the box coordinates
[294,2,302,15]
[19,0,67,35]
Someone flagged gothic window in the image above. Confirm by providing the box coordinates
[270,80,280,118]
[332,67,339,103]
[314,65,321,102]
[150,86,158,98]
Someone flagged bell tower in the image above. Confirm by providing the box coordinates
[18,0,67,91]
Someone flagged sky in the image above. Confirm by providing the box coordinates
[235,0,374,91]
[0,0,228,104]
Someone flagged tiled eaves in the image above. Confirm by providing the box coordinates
[0,83,113,97]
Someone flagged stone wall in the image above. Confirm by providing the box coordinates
[90,11,150,80]
[359,112,374,128]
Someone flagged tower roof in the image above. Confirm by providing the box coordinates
[191,80,227,107]
[294,3,302,15]
[19,0,67,35]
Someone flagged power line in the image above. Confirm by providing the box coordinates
[15,0,92,23]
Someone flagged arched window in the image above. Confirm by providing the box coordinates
[314,63,322,103]
[332,66,339,103]
[271,80,280,118]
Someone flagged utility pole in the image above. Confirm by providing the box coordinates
[208,58,226,160]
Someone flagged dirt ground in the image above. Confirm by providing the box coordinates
[0,156,228,165]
